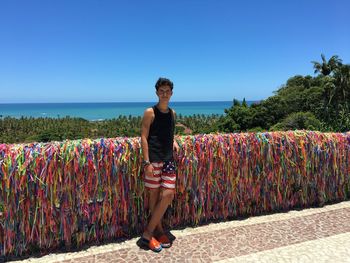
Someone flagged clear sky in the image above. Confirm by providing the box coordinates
[0,0,349,103]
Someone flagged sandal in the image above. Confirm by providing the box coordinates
[157,234,172,248]
[139,237,162,252]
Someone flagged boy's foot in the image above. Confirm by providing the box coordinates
[138,236,162,252]
[156,234,172,248]
[167,231,176,242]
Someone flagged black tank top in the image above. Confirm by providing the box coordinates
[148,105,175,162]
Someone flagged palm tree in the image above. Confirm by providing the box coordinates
[312,54,342,76]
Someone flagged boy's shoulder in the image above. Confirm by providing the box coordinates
[143,107,155,119]
[144,107,154,113]
[169,108,176,118]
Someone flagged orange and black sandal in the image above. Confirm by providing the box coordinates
[139,237,162,252]
[156,234,172,248]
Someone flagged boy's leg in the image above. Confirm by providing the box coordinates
[148,188,165,235]
[144,189,175,236]
[143,162,164,240]
[145,161,176,236]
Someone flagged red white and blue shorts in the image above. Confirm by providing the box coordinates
[144,161,176,190]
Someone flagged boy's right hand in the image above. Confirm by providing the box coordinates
[144,164,154,177]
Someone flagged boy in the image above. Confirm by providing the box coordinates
[139,77,179,252]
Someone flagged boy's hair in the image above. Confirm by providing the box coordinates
[155,77,174,91]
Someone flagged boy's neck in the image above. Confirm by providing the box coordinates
[156,101,169,112]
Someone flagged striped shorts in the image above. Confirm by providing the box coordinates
[144,161,176,189]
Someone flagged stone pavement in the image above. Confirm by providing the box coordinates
[10,200,350,263]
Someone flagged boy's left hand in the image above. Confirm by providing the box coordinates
[173,141,180,152]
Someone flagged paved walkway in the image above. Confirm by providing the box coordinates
[9,200,350,263]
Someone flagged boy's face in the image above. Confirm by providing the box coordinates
[156,85,173,102]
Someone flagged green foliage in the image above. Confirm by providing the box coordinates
[218,99,252,132]
[270,112,322,131]
[311,54,342,76]
[175,125,186,135]
[218,54,350,133]
[247,126,265,132]
[320,105,350,132]
[0,114,223,144]
[251,96,288,129]
[0,116,143,144]
[176,114,221,134]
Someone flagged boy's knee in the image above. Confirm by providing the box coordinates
[149,188,160,195]
[161,190,175,203]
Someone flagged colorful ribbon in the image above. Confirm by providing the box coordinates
[0,131,349,257]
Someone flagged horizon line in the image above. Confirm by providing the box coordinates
[0,100,261,104]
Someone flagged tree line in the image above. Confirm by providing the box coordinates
[1,54,349,144]
[219,54,350,133]
[0,113,222,143]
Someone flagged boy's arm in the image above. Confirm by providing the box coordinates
[172,109,180,151]
[141,108,154,162]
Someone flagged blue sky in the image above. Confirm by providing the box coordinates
[0,0,349,103]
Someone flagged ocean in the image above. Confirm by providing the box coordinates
[0,101,255,121]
